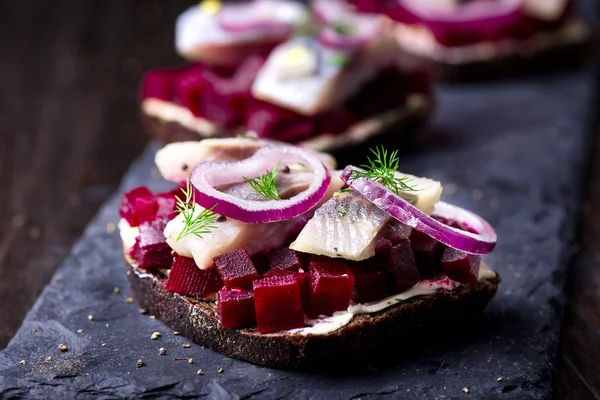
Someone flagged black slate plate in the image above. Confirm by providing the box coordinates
[0,66,598,399]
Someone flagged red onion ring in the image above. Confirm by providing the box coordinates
[191,145,330,224]
[341,166,497,255]
[217,0,297,36]
[313,0,383,51]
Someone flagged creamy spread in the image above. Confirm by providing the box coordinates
[119,218,139,250]
[395,20,589,64]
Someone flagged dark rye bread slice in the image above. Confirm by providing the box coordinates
[398,22,594,82]
[140,94,434,158]
[124,259,500,370]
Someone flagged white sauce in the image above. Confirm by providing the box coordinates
[119,218,139,250]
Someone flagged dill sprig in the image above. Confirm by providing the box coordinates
[175,173,217,241]
[350,146,416,194]
[243,162,281,201]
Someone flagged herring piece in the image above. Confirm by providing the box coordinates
[251,26,394,116]
[290,191,392,261]
[397,172,442,216]
[523,0,568,22]
[155,138,337,183]
[175,1,304,65]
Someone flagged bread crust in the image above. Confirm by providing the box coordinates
[125,260,499,370]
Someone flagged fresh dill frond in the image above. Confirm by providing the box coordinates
[331,20,351,35]
[236,134,255,140]
[338,210,347,217]
[350,146,416,194]
[339,188,352,193]
[175,173,217,241]
[243,162,281,201]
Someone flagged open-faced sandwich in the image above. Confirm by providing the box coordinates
[139,0,433,152]
[119,138,499,369]
[348,0,593,80]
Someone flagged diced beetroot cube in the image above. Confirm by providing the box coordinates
[155,189,181,220]
[134,196,159,225]
[306,261,354,318]
[217,288,256,328]
[253,275,304,333]
[165,257,223,299]
[267,248,303,273]
[380,239,421,293]
[263,269,307,299]
[440,247,480,285]
[349,263,389,303]
[410,230,442,279]
[214,248,259,290]
[129,219,172,269]
[173,65,211,116]
[119,187,154,226]
[200,56,263,128]
[139,69,178,101]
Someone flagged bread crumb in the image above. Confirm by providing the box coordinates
[149,315,156,320]
[46,356,53,362]
[471,189,483,201]
[105,324,110,328]
[11,214,27,228]
[32,328,37,333]
[151,332,161,340]
[106,222,116,233]
[88,314,94,321]
[445,183,457,196]
[59,344,69,352]
[19,360,27,365]
[183,343,191,348]
[217,367,224,373]
[497,377,503,382]
[188,358,194,364]
[462,387,469,393]
[113,287,121,294]
[139,308,148,314]
[125,297,134,304]
[136,359,145,368]
[77,329,84,334]
[173,331,181,335]
[29,227,41,239]
[159,348,167,356]
[197,369,204,375]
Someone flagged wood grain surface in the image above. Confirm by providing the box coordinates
[0,0,597,398]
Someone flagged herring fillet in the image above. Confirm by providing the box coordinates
[290,191,392,261]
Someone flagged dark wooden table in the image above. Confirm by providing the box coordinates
[0,0,598,398]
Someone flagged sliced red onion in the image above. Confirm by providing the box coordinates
[313,0,383,51]
[191,145,330,224]
[341,166,497,255]
[399,0,523,22]
[217,0,302,35]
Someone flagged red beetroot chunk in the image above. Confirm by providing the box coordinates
[129,219,172,269]
[139,69,178,101]
[349,263,389,303]
[119,187,154,226]
[380,239,421,294]
[410,230,442,279]
[218,288,256,328]
[250,253,270,276]
[307,261,354,318]
[267,248,303,273]
[214,248,259,290]
[263,269,308,307]
[253,275,304,333]
[440,247,480,285]
[165,257,223,299]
